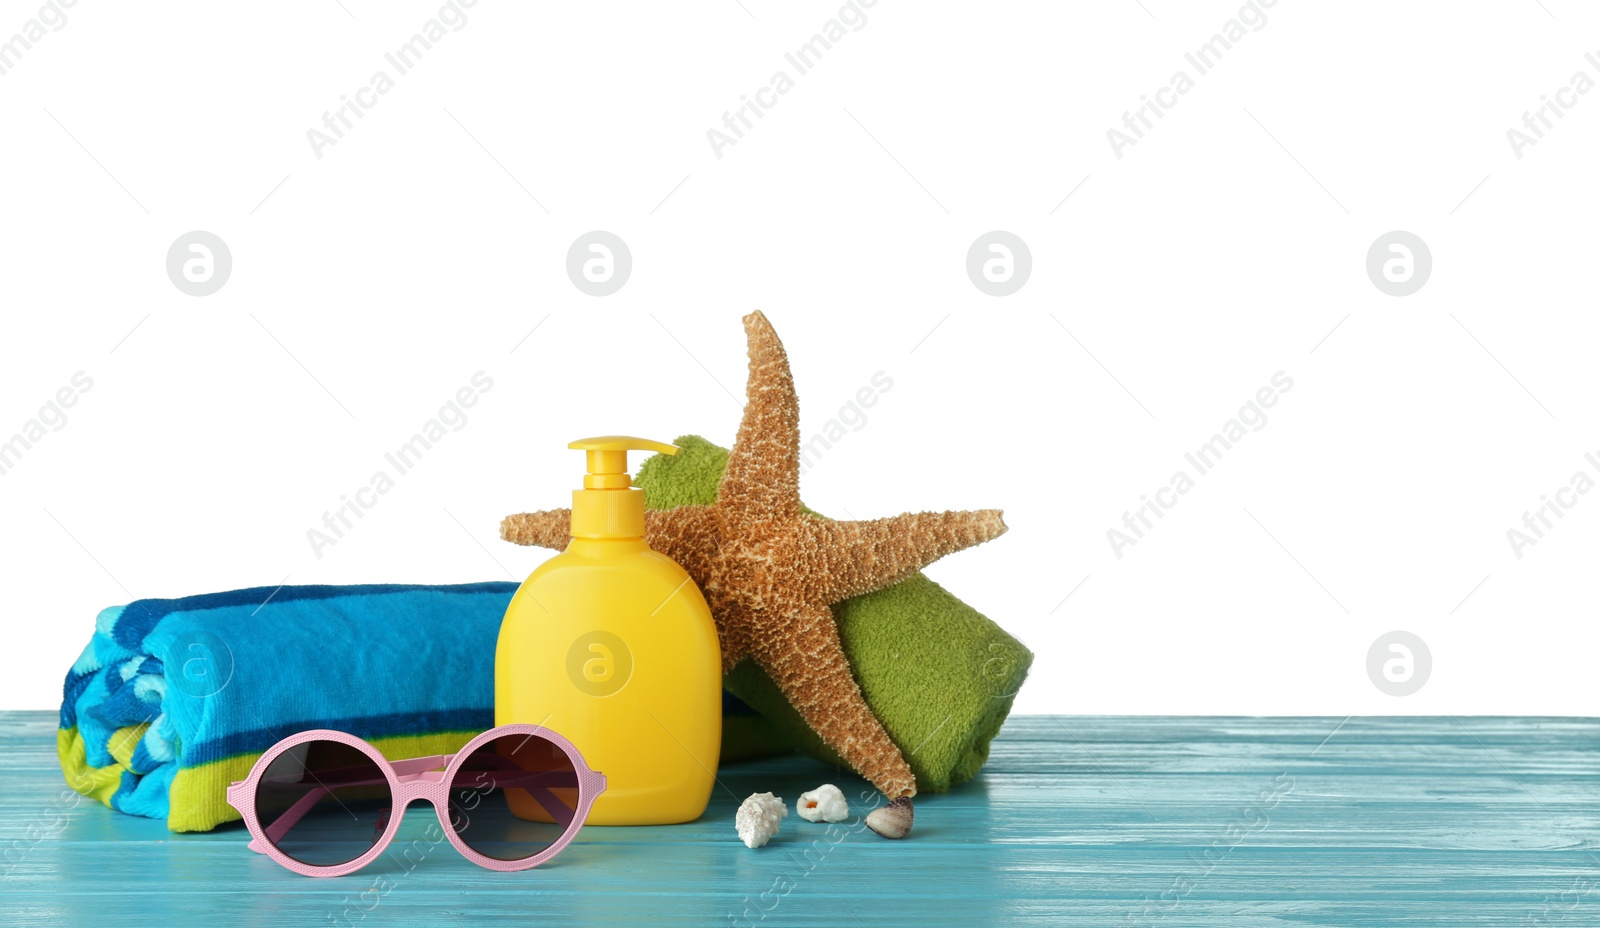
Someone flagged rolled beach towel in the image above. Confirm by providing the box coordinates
[59,581,790,833]
[58,583,519,833]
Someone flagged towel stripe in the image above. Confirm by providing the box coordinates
[60,669,96,729]
[180,707,496,766]
[110,581,519,649]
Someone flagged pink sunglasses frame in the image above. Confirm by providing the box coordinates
[225,724,607,877]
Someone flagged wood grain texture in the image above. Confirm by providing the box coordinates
[2,713,1596,927]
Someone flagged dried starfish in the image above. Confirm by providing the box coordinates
[501,311,1006,821]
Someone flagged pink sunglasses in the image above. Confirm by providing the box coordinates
[225,725,607,877]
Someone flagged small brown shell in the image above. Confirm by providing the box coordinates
[865,797,914,839]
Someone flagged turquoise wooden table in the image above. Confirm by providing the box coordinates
[2,712,1595,926]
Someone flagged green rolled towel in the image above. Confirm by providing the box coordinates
[637,435,1033,792]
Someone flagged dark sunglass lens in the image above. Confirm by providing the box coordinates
[448,733,581,862]
[254,740,391,867]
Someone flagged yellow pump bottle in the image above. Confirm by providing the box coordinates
[495,437,722,825]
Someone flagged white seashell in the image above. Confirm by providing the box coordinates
[865,796,914,839]
[796,784,849,823]
[735,792,788,848]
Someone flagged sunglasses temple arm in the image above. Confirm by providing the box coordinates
[249,757,449,850]
[527,786,576,829]
[459,752,581,789]
[453,757,580,825]
[494,770,581,789]
[253,785,335,849]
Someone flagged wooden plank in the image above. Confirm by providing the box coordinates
[2,713,1595,926]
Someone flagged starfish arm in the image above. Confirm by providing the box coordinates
[500,510,572,549]
[717,311,802,520]
[500,507,727,561]
[808,509,1008,602]
[751,600,917,799]
[710,599,754,672]
[641,506,721,584]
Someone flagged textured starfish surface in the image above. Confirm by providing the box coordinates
[501,311,1006,800]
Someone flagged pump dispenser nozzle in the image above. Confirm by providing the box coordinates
[568,436,677,538]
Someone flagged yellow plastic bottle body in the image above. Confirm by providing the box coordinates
[495,536,722,825]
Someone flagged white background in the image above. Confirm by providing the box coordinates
[2,0,1596,715]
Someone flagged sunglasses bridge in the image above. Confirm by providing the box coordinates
[230,753,583,854]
